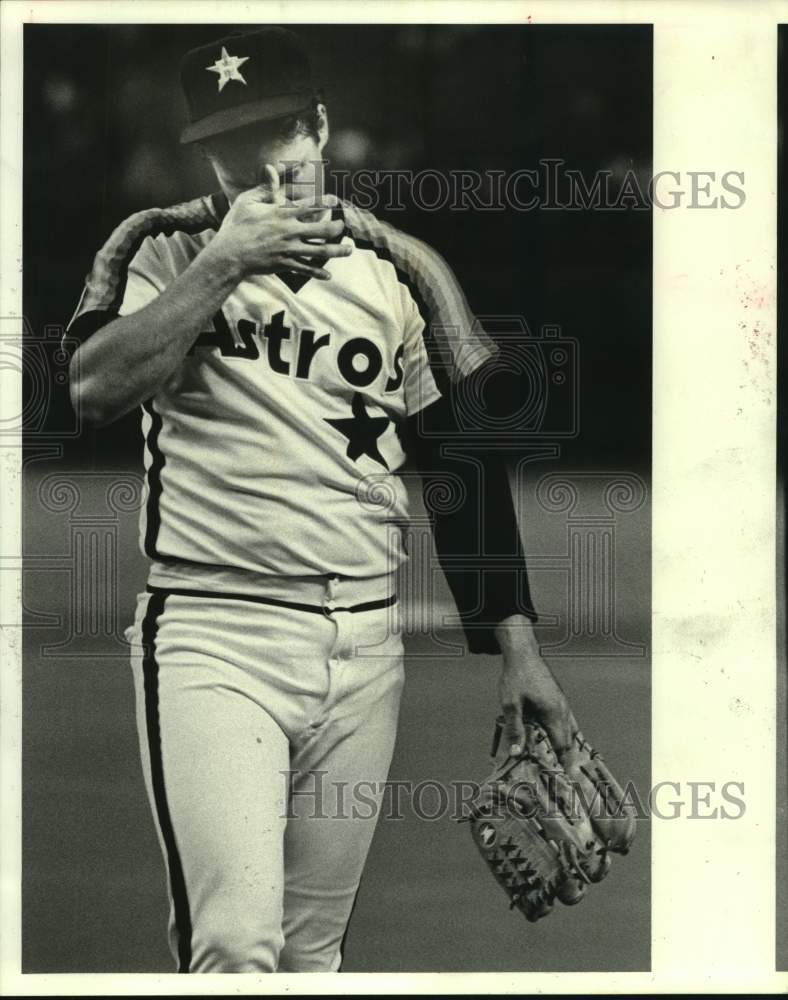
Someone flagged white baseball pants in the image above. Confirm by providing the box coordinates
[124,572,404,973]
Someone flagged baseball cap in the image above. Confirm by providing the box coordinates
[179,27,316,145]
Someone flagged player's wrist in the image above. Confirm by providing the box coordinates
[199,237,247,285]
[494,614,541,656]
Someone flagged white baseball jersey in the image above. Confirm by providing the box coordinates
[68,193,498,584]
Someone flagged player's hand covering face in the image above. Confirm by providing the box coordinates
[207,164,351,282]
[205,118,328,205]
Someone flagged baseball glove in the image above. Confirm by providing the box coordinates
[555,731,637,855]
[467,720,612,922]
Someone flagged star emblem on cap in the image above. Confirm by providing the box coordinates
[206,46,250,92]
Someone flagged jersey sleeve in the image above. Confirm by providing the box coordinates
[400,239,499,417]
[338,202,498,415]
[65,195,219,345]
[67,235,171,344]
[119,238,171,315]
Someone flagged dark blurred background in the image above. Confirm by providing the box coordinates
[24,22,651,472]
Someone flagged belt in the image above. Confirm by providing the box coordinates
[144,583,397,618]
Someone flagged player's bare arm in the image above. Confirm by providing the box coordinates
[71,174,350,427]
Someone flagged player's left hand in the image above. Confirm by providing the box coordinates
[494,614,578,756]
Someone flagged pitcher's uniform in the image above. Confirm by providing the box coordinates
[67,193,530,971]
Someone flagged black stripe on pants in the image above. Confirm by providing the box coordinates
[141,590,193,973]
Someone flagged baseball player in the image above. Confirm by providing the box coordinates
[67,27,581,972]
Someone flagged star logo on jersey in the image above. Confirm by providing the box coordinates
[206,47,250,92]
[324,393,390,470]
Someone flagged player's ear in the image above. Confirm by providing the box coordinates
[316,103,329,151]
[197,140,214,164]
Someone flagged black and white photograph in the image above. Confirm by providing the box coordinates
[0,1,782,994]
[20,18,651,975]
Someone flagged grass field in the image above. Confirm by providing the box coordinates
[21,458,651,973]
